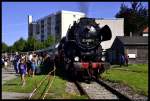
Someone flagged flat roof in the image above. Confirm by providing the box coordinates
[116,36,148,45]
[95,18,124,20]
[56,10,85,15]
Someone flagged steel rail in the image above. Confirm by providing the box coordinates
[42,67,56,99]
[28,67,56,99]
[74,81,90,99]
[93,77,132,101]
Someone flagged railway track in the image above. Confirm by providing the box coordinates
[28,66,56,99]
[75,77,132,100]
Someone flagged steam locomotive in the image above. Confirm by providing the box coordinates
[56,17,112,81]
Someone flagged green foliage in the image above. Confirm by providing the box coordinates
[3,34,55,53]
[116,2,148,36]
[43,35,55,48]
[7,46,14,53]
[2,75,45,93]
[13,38,26,52]
[35,41,43,50]
[2,42,8,53]
[55,33,61,43]
[24,37,37,51]
[112,64,148,73]
[102,64,148,96]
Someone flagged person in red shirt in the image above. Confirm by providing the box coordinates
[124,54,129,66]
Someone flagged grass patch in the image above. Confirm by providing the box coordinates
[102,64,148,96]
[2,75,45,93]
[2,75,88,99]
[111,64,148,73]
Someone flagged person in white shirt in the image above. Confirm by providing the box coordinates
[29,54,33,61]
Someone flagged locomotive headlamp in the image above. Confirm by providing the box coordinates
[89,26,96,33]
[101,57,105,61]
[74,56,79,61]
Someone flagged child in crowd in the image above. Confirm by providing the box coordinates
[18,58,27,86]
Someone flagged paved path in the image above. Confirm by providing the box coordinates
[2,66,30,99]
[2,92,30,99]
[2,66,18,85]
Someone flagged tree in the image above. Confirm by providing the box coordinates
[8,34,55,52]
[116,2,148,36]
[43,35,55,48]
[13,38,26,52]
[2,42,8,53]
[24,37,37,51]
[7,46,14,53]
[34,40,44,50]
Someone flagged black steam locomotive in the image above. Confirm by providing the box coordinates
[56,17,112,81]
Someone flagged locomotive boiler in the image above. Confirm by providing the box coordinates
[57,17,112,81]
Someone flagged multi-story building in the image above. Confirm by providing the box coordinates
[28,10,124,49]
[28,10,85,42]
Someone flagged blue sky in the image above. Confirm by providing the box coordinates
[2,2,148,46]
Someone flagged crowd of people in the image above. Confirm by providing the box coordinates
[2,52,53,86]
[2,55,12,69]
[2,51,129,86]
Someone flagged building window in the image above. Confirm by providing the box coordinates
[29,24,33,37]
[41,34,44,42]
[36,24,40,35]
[47,33,51,35]
[143,33,148,37]
[55,13,61,42]
[126,49,137,58]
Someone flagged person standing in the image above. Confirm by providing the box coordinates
[2,57,4,66]
[18,59,27,86]
[26,54,31,76]
[28,53,33,75]
[31,55,36,77]
[124,54,129,66]
[42,53,51,74]
[17,55,21,74]
[4,57,8,69]
[13,53,20,74]
[119,54,125,67]
[29,53,33,62]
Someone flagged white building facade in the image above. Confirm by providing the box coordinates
[95,18,124,49]
[28,10,85,42]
